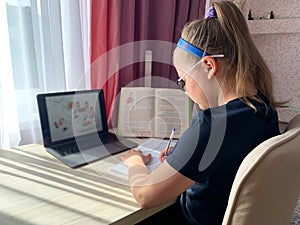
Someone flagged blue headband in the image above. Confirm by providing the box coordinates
[177,38,211,58]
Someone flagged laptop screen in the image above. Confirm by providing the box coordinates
[37,90,108,146]
[45,92,102,142]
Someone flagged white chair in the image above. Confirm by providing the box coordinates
[222,114,300,225]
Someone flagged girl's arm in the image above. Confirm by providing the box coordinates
[121,150,195,208]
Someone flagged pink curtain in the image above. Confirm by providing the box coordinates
[90,0,205,125]
[90,0,120,122]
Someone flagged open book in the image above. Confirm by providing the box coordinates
[117,87,192,138]
[111,138,176,176]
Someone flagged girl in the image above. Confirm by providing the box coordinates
[121,1,283,224]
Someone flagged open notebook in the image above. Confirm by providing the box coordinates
[111,138,176,175]
[37,89,137,168]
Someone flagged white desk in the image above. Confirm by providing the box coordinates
[0,144,174,225]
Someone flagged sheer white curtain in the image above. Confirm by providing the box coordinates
[0,0,21,149]
[0,0,90,149]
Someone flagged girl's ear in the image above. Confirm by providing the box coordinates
[202,56,217,80]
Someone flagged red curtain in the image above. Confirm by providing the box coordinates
[90,0,120,123]
[90,0,205,125]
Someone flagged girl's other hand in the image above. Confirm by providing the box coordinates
[120,149,151,167]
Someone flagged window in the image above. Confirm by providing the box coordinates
[7,1,40,89]
[1,0,89,148]
[5,0,45,134]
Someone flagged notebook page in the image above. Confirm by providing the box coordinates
[111,138,175,176]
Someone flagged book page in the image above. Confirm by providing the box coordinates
[111,138,175,176]
[154,88,191,138]
[117,87,156,137]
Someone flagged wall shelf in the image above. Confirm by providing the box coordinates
[247,18,300,34]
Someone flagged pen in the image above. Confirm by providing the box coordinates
[164,128,176,156]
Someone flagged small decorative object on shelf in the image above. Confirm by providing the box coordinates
[248,9,254,20]
[268,11,274,19]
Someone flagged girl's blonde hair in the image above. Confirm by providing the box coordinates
[181,1,285,110]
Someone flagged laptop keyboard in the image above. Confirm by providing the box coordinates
[53,134,119,156]
[100,133,118,144]
[53,143,79,156]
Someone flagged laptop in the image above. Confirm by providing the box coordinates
[37,89,137,168]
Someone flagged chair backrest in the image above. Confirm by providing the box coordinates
[222,114,300,225]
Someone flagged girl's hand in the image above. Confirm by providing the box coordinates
[120,149,152,167]
[159,147,173,162]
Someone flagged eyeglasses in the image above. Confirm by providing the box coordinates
[176,54,224,91]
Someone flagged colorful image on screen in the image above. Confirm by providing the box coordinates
[45,92,103,142]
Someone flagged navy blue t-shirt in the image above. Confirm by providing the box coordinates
[166,96,280,225]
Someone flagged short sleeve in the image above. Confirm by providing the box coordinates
[167,110,219,182]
